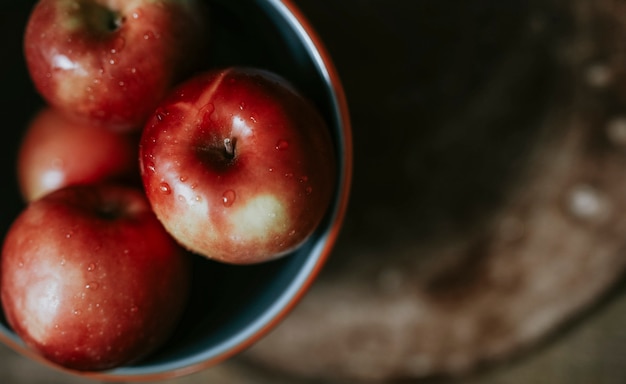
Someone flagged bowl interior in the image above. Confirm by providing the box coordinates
[0,0,350,379]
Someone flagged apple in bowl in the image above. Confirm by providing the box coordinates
[17,107,139,202]
[139,67,337,264]
[0,184,191,371]
[23,0,207,131]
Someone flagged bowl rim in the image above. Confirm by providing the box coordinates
[0,0,352,381]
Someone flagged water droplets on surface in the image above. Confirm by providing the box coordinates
[275,139,289,151]
[145,161,156,173]
[159,182,171,194]
[155,107,169,122]
[200,103,216,125]
[110,37,125,54]
[222,190,236,207]
[586,63,612,87]
[143,31,155,40]
[566,184,610,222]
[606,117,626,147]
[87,263,96,272]
[305,186,313,195]
[85,282,99,290]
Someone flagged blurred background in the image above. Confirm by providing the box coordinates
[4,0,626,383]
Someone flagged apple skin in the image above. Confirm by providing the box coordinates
[139,67,337,264]
[17,107,140,202]
[0,184,192,371]
[24,0,207,131]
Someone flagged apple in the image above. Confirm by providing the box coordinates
[139,67,337,264]
[0,184,191,371]
[23,0,207,131]
[17,107,140,202]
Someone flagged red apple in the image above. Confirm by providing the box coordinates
[139,67,337,264]
[17,107,140,202]
[24,0,207,131]
[0,184,191,371]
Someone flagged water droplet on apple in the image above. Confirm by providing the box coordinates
[85,282,99,290]
[179,175,188,182]
[130,67,137,74]
[222,190,236,207]
[199,103,216,125]
[73,309,82,316]
[132,9,142,19]
[268,167,274,172]
[155,107,168,122]
[299,176,309,183]
[275,139,289,150]
[145,161,156,173]
[566,184,610,222]
[87,263,96,272]
[109,58,117,65]
[177,195,186,202]
[239,102,246,110]
[143,31,155,40]
[159,183,171,194]
[305,186,313,195]
[250,116,257,123]
[285,172,294,178]
[111,36,125,53]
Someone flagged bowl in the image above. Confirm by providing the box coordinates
[0,0,352,381]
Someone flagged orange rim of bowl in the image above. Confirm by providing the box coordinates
[0,0,352,381]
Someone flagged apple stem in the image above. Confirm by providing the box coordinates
[224,138,235,158]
